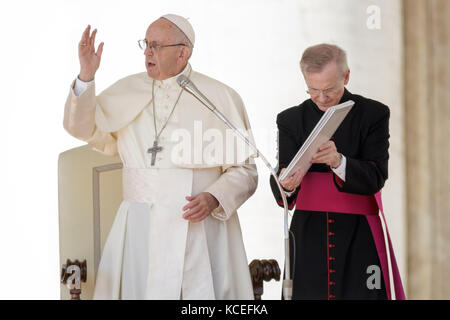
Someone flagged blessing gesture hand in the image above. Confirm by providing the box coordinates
[78,25,104,82]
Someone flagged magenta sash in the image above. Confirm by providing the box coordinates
[295,172,405,300]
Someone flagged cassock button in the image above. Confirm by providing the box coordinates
[329,244,335,248]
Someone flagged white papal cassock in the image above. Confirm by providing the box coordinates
[63,63,258,299]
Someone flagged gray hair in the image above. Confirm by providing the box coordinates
[300,43,349,76]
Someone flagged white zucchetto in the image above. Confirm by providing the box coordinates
[160,14,195,47]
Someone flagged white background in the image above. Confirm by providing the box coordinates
[0,0,404,299]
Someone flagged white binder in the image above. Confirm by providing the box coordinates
[279,100,355,181]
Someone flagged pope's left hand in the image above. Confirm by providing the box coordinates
[182,192,219,222]
[311,141,342,168]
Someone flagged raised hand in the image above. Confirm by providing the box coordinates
[78,25,104,82]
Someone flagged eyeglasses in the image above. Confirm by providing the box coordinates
[306,85,342,98]
[138,39,187,52]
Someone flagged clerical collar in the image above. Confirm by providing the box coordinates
[153,63,191,88]
[339,88,352,103]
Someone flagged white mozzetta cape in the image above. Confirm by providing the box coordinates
[63,64,258,299]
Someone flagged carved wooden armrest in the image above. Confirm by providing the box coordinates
[249,259,281,300]
[62,258,280,300]
[61,259,87,300]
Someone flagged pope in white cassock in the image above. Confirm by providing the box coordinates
[63,14,258,300]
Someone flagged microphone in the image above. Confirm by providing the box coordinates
[177,75,216,112]
[177,74,293,300]
[177,75,237,135]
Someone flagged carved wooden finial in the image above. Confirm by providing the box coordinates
[249,259,280,300]
[61,259,87,300]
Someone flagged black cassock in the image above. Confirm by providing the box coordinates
[270,88,389,300]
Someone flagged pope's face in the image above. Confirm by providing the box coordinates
[144,19,187,80]
[303,62,350,111]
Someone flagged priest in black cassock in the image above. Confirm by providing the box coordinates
[270,44,405,300]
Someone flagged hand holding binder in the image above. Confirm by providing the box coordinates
[279,166,308,191]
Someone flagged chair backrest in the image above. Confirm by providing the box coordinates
[58,145,123,299]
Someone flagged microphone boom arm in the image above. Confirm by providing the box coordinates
[177,75,293,300]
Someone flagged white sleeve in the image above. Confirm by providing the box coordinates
[331,154,346,182]
[73,76,95,97]
[205,164,258,221]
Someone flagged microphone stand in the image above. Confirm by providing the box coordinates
[177,75,293,300]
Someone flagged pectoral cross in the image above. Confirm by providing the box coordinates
[147,140,163,166]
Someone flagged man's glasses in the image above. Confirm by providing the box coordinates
[306,85,342,98]
[138,39,187,52]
